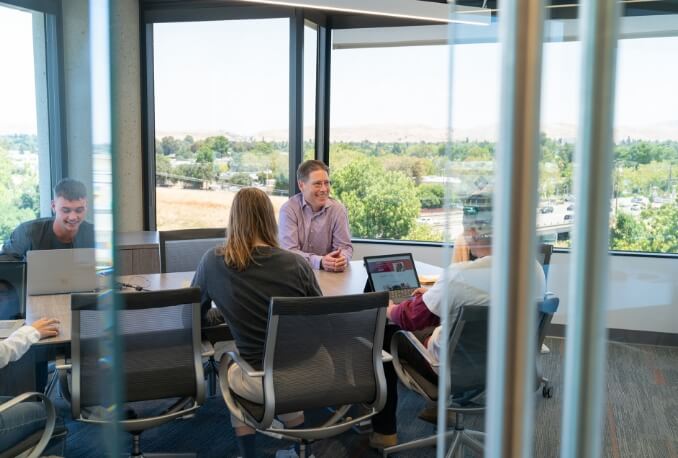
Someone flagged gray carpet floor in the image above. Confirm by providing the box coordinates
[56,337,678,457]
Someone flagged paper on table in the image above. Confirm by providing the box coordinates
[418,274,439,285]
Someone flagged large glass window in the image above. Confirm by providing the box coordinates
[0,4,51,244]
[329,27,496,244]
[153,18,290,230]
[329,23,678,254]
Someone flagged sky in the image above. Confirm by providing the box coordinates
[1,6,677,139]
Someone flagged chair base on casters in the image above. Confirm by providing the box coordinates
[383,426,484,457]
[128,433,197,458]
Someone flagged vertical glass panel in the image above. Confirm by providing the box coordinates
[153,19,290,230]
[303,21,317,162]
[0,5,49,245]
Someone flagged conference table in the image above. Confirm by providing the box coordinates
[25,260,442,346]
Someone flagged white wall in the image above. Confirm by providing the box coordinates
[61,0,92,188]
[111,0,143,231]
[354,242,678,334]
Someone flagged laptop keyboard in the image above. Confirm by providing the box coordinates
[389,288,416,304]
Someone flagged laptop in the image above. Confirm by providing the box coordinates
[26,248,98,295]
[364,253,421,304]
[0,261,27,338]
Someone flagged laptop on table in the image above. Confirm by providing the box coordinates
[364,253,421,304]
[0,261,27,338]
[27,248,98,296]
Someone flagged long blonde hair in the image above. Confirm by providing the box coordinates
[220,187,279,271]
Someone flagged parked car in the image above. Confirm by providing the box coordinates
[564,214,574,221]
[631,204,641,211]
[567,204,574,211]
[539,206,554,214]
[631,197,643,203]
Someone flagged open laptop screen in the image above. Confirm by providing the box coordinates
[0,261,27,320]
[364,253,420,292]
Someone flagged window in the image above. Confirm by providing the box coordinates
[153,18,290,230]
[329,26,495,243]
[0,3,53,244]
[328,21,678,254]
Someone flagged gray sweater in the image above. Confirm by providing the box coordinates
[191,246,322,369]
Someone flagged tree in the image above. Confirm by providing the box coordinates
[332,159,420,239]
[610,212,644,250]
[405,223,443,242]
[639,201,678,253]
[230,173,252,186]
[416,183,444,209]
[0,148,39,241]
[195,145,215,164]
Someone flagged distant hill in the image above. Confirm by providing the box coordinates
[157,120,678,143]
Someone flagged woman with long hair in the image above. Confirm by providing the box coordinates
[192,187,321,458]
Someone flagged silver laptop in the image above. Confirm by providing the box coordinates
[364,253,421,304]
[0,261,27,338]
[27,248,98,295]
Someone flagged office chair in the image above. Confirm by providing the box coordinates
[159,228,226,273]
[385,305,488,457]
[159,228,229,397]
[537,294,560,398]
[60,288,205,457]
[219,292,390,458]
[0,392,59,458]
[538,243,554,280]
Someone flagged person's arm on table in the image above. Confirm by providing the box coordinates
[0,318,60,368]
[386,289,439,332]
[328,205,352,271]
[0,223,32,261]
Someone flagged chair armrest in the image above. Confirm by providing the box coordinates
[201,340,215,358]
[398,330,439,368]
[0,392,57,458]
[227,351,264,378]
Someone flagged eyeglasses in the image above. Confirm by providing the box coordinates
[309,180,331,189]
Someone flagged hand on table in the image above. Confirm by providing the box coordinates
[386,300,397,321]
[321,250,347,272]
[412,287,429,296]
[30,317,60,340]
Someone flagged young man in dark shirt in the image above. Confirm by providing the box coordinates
[0,178,94,261]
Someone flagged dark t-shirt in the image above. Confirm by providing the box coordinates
[0,217,95,261]
[191,246,322,369]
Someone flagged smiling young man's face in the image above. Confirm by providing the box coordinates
[52,196,87,239]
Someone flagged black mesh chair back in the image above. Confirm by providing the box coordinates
[263,292,388,417]
[70,288,204,418]
[446,305,489,398]
[159,228,226,273]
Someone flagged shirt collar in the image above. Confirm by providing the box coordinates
[300,194,333,213]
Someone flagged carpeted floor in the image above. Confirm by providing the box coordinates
[55,337,678,457]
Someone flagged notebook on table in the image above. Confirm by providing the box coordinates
[363,253,421,304]
[26,248,98,295]
[0,261,27,338]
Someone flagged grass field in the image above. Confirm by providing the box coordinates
[156,186,288,230]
